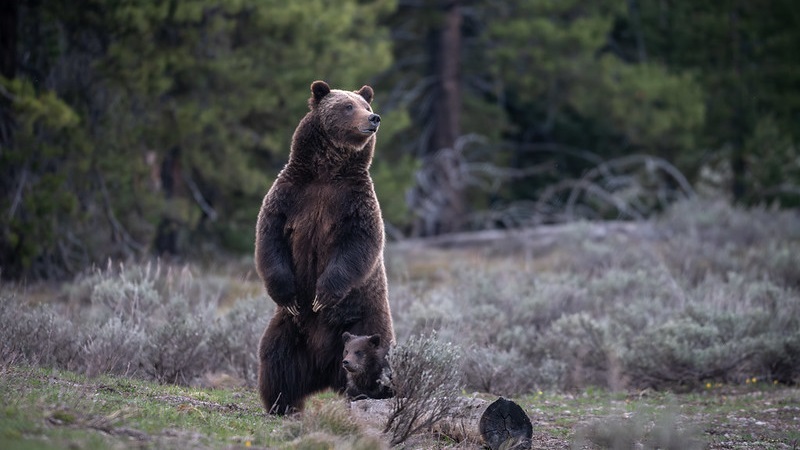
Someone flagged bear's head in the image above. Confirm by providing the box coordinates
[308,80,381,151]
[342,331,382,374]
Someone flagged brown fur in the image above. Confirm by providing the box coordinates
[342,332,393,400]
[255,80,394,414]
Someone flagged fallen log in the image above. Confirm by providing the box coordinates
[348,396,533,448]
[479,397,533,449]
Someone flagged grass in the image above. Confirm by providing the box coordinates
[1,365,799,448]
[0,365,281,449]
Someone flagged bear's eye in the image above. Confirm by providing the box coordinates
[355,351,363,357]
[345,104,354,111]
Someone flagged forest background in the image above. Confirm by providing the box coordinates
[2,0,799,280]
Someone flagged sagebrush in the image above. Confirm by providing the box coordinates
[389,200,800,394]
[0,261,269,386]
[383,333,463,446]
[2,199,798,396]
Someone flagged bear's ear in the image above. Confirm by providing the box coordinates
[356,85,374,104]
[310,80,331,106]
[342,332,353,344]
[368,334,381,348]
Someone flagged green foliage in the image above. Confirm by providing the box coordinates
[3,0,799,277]
[371,152,417,231]
[100,0,393,183]
[635,0,800,201]
[2,77,79,132]
[2,0,395,279]
[486,0,622,98]
[378,0,800,232]
[486,0,707,164]
[744,116,800,206]
[0,77,92,279]
[571,58,705,161]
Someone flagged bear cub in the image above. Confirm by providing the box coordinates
[342,332,394,400]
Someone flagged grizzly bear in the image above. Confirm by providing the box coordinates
[342,332,394,400]
[255,80,395,414]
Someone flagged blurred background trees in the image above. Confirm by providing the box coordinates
[1,0,798,280]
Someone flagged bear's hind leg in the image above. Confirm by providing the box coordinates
[258,313,318,414]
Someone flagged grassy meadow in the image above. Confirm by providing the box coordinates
[1,199,799,449]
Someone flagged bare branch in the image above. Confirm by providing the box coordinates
[96,172,146,254]
[7,165,28,220]
[488,154,692,229]
[182,172,218,221]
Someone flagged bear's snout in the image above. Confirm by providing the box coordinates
[361,113,381,134]
[342,359,357,372]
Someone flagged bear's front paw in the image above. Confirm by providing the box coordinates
[311,291,343,313]
[265,272,297,306]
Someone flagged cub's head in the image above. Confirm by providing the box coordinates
[342,331,382,374]
[308,80,381,151]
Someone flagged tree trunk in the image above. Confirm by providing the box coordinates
[0,1,18,279]
[0,0,17,80]
[410,0,465,236]
[154,146,183,255]
[0,0,17,146]
[729,3,748,202]
[432,0,461,153]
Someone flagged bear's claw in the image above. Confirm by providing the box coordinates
[312,295,324,313]
[286,303,300,316]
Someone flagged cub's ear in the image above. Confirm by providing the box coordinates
[310,80,331,107]
[368,334,381,348]
[342,332,353,344]
[356,85,374,104]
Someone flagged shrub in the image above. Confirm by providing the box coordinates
[756,332,800,384]
[383,333,463,446]
[0,295,81,370]
[81,317,146,378]
[141,296,216,385]
[1,262,264,385]
[4,199,799,395]
[658,199,800,247]
[573,405,705,450]
[208,295,272,386]
[623,311,754,388]
[541,313,617,390]
[462,345,539,396]
[656,199,800,288]
[89,267,163,325]
[280,402,385,450]
[385,200,800,394]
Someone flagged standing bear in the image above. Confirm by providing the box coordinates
[255,80,395,414]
